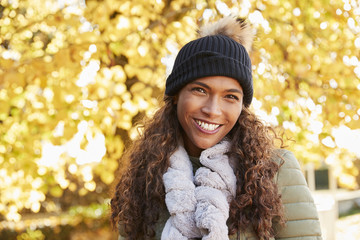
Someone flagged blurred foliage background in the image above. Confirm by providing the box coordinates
[0,0,359,239]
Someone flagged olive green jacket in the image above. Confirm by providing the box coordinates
[119,149,322,240]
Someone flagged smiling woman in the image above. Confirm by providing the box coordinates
[111,16,322,240]
[176,76,243,157]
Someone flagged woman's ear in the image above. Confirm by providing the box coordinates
[173,95,178,105]
[237,105,246,124]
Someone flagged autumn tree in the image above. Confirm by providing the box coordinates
[0,0,359,231]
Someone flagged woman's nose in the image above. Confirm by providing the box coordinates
[201,97,222,117]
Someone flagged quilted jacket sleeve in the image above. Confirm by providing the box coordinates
[273,149,322,240]
[118,223,127,240]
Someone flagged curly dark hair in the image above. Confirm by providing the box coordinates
[110,96,286,239]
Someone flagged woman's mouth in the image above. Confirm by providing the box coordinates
[195,119,221,132]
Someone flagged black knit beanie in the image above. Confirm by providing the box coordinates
[165,17,254,107]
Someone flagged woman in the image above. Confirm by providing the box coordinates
[111,16,322,240]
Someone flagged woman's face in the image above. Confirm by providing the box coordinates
[175,76,243,157]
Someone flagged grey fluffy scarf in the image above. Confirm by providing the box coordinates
[161,140,237,240]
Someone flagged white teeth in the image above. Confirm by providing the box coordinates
[196,120,220,131]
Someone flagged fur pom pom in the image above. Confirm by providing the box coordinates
[198,16,254,53]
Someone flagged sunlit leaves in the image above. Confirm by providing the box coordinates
[1,0,360,224]
[249,0,360,188]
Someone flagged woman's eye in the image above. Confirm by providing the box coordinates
[192,87,206,94]
[226,94,239,100]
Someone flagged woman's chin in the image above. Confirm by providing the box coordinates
[195,141,219,151]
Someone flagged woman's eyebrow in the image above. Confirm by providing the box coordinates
[226,88,243,95]
[192,81,210,89]
[192,81,243,94]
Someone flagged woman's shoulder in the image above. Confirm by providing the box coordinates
[271,148,301,170]
[271,149,308,187]
[271,149,323,239]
